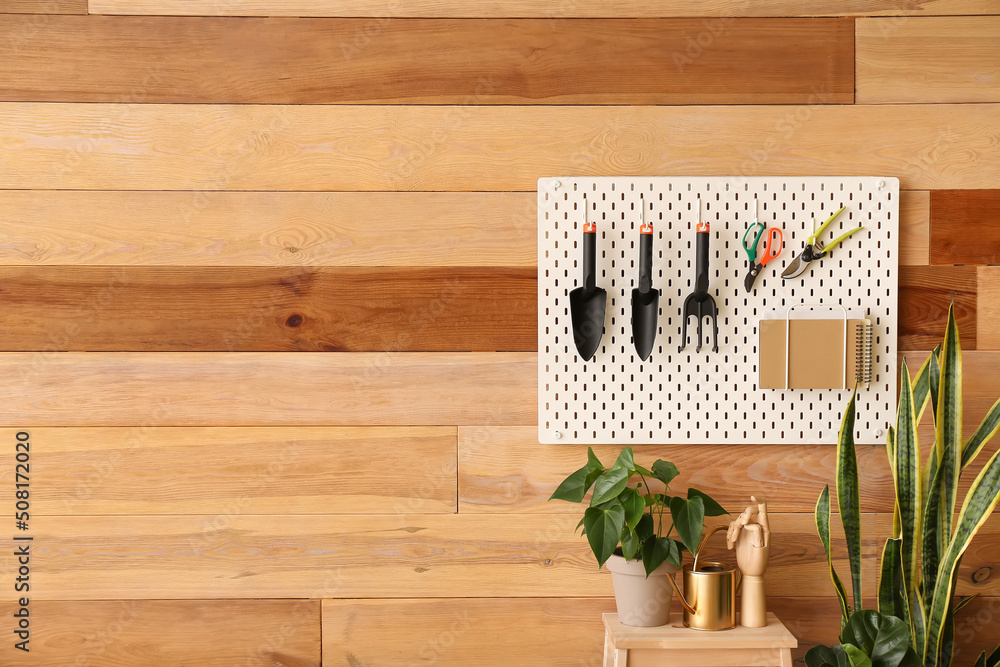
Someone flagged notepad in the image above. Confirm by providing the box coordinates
[759,313,873,389]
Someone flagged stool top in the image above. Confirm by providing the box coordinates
[602,612,798,650]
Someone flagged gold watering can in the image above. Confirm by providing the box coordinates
[668,525,742,631]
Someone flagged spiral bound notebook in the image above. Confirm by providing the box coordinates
[759,316,874,389]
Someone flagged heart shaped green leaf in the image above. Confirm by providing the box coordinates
[621,487,645,531]
[549,464,591,502]
[584,502,625,569]
[652,460,679,487]
[669,495,705,555]
[687,488,728,516]
[591,466,630,506]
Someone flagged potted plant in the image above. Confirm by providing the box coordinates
[549,446,727,626]
[807,304,1000,667]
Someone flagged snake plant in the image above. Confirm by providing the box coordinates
[811,304,1000,666]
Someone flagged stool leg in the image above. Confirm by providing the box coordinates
[779,648,792,667]
[602,630,613,667]
[613,647,628,667]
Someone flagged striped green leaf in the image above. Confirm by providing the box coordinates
[954,594,978,615]
[924,445,1000,661]
[836,388,864,611]
[816,485,851,625]
[887,426,901,539]
[935,303,962,540]
[920,459,944,640]
[978,646,1000,667]
[887,425,897,477]
[938,563,964,667]
[919,348,941,497]
[878,538,907,624]
[911,351,932,425]
[924,448,939,546]
[893,358,922,619]
[963,396,1000,469]
[929,350,941,430]
[910,586,927,665]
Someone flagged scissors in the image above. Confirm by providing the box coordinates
[781,206,863,280]
[742,200,783,293]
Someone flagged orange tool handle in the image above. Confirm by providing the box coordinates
[759,227,783,267]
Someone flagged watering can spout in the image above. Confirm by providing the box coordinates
[667,574,696,614]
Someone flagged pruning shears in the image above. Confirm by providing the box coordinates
[743,225,783,293]
[742,198,783,293]
[781,206,863,280]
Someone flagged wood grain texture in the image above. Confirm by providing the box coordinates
[0,599,321,666]
[0,189,927,269]
[931,190,1000,265]
[0,266,536,351]
[0,352,536,426]
[2,104,999,191]
[323,597,616,667]
[0,191,536,267]
[86,0,1000,17]
[0,513,875,600]
[857,17,1000,104]
[979,267,1000,350]
[899,266,977,350]
[0,0,84,12]
[321,597,849,666]
[459,426,895,514]
[0,427,457,514]
[0,16,854,105]
[900,190,930,266]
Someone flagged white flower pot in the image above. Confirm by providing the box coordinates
[605,553,679,627]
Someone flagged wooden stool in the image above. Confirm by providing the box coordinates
[602,612,797,666]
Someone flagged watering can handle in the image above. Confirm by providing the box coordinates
[692,525,728,572]
[695,524,743,592]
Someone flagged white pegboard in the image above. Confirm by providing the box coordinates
[537,177,899,445]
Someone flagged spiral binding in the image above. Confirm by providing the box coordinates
[856,323,874,384]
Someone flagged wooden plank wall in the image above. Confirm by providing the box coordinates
[0,2,998,665]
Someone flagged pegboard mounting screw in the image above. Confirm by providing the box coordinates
[875,428,885,438]
[553,431,562,439]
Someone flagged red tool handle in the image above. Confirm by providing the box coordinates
[582,223,597,290]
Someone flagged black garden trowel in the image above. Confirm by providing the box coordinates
[631,202,658,361]
[679,205,719,353]
[569,202,606,361]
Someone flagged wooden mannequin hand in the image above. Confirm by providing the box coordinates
[726,495,770,577]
